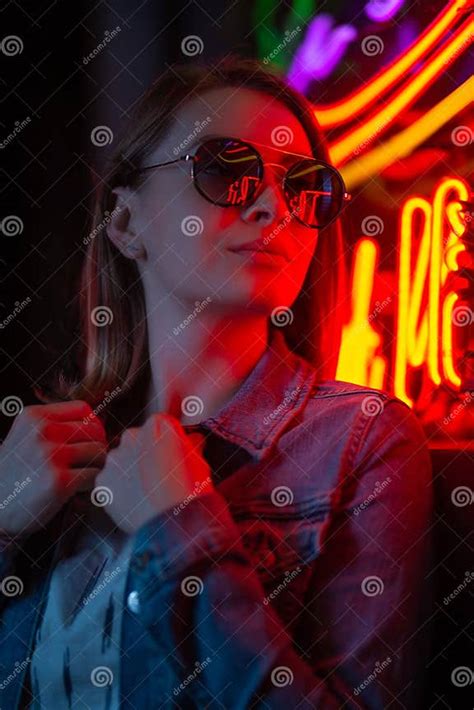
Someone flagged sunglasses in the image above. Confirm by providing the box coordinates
[128,136,351,229]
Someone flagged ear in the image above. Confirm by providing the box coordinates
[106,186,146,260]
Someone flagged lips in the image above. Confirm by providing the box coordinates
[228,237,288,260]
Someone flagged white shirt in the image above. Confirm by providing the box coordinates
[27,491,134,709]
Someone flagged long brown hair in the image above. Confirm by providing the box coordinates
[35,55,349,443]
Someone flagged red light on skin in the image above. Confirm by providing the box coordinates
[230,250,288,267]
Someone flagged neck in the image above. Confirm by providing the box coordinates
[141,300,270,425]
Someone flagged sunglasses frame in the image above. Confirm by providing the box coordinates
[127,135,352,229]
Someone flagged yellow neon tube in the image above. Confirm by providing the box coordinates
[330,19,474,165]
[339,76,474,189]
[313,0,469,127]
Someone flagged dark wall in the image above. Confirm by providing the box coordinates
[1,0,252,440]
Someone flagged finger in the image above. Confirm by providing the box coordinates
[40,420,107,445]
[142,413,165,433]
[71,442,108,468]
[51,442,108,469]
[144,412,179,433]
[141,416,171,449]
[122,427,141,437]
[117,427,141,446]
[35,400,95,421]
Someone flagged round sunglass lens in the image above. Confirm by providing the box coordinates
[284,161,343,227]
[193,139,262,206]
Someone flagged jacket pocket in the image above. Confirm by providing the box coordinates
[228,495,331,634]
[229,494,330,571]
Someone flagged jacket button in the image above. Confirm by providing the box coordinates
[127,590,140,614]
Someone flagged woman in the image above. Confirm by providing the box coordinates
[0,56,434,709]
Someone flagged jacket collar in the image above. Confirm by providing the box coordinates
[187,329,317,461]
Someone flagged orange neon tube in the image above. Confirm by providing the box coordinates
[339,75,473,188]
[330,18,474,166]
[313,0,469,128]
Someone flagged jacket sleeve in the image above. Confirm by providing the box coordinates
[126,399,434,710]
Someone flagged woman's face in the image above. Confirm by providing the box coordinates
[115,87,320,316]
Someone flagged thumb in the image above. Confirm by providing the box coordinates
[117,426,142,449]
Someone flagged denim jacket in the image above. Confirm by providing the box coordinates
[0,329,434,709]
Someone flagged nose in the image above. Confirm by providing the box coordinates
[240,163,288,227]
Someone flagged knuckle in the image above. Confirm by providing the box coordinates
[77,400,94,416]
[23,404,43,420]
[121,427,138,441]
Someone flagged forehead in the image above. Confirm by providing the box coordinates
[163,86,314,160]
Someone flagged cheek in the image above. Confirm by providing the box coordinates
[139,179,221,255]
[140,196,229,278]
[297,233,318,263]
[291,228,318,270]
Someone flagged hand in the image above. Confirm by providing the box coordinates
[0,400,108,538]
[93,413,212,535]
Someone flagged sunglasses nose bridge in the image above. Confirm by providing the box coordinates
[253,161,288,199]
[240,165,291,227]
[262,161,288,180]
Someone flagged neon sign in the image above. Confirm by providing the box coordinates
[337,178,470,407]
[395,178,469,406]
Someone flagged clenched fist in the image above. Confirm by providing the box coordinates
[93,413,212,535]
[0,400,108,538]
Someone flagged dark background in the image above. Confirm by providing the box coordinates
[0,0,254,431]
[1,2,473,707]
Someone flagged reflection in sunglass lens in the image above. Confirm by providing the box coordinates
[193,139,345,228]
[284,161,343,228]
[193,139,262,206]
